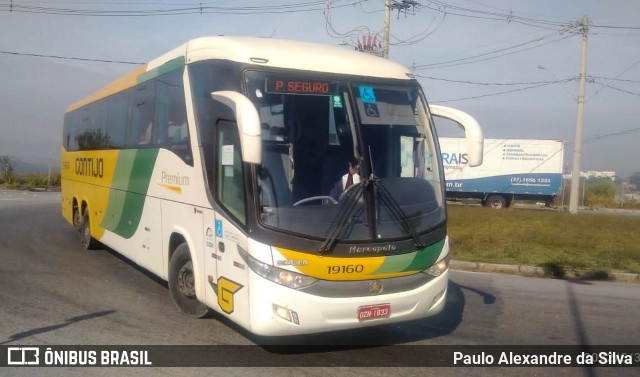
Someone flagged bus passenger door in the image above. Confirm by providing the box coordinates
[203,208,218,309]
[209,121,250,321]
[136,196,163,276]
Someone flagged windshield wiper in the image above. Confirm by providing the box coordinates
[318,177,425,254]
[318,181,368,254]
[374,179,425,249]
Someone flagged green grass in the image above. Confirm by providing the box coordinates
[0,172,61,190]
[447,205,640,274]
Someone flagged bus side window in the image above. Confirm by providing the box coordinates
[128,82,156,148]
[77,104,108,150]
[216,121,246,225]
[155,69,192,165]
[106,91,129,149]
[64,112,81,151]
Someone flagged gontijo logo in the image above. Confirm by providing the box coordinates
[75,157,104,178]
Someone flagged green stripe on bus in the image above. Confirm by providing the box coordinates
[102,149,159,239]
[101,150,137,232]
[373,239,445,274]
[137,57,185,84]
[403,239,445,272]
[372,252,415,275]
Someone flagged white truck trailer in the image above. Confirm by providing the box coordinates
[439,138,564,208]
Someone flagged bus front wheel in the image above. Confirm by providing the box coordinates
[168,243,210,318]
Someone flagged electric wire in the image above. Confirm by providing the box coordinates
[0,49,143,64]
[412,31,577,70]
[590,81,640,98]
[430,82,554,103]
[423,0,573,28]
[585,57,640,101]
[415,74,575,86]
[565,127,640,146]
[0,0,360,16]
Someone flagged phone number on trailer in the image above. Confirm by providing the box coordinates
[510,177,551,184]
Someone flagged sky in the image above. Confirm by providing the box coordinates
[0,0,638,178]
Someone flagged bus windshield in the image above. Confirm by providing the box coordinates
[244,70,444,243]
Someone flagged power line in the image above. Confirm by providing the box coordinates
[421,0,573,29]
[586,56,640,101]
[412,31,577,70]
[0,0,360,16]
[430,82,554,103]
[591,81,640,98]
[590,75,640,83]
[591,24,640,30]
[388,9,446,46]
[0,49,142,64]
[423,1,640,37]
[414,74,575,86]
[566,127,640,146]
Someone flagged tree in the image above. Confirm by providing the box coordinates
[1,155,14,183]
[585,179,617,208]
[629,172,640,187]
[588,179,617,197]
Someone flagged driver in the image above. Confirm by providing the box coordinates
[330,158,361,200]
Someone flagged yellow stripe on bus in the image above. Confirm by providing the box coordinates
[60,150,121,240]
[274,247,416,281]
[158,183,182,194]
[66,65,147,113]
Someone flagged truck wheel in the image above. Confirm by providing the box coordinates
[486,195,507,209]
[168,243,209,318]
[80,208,99,250]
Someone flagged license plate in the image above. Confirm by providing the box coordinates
[357,304,391,321]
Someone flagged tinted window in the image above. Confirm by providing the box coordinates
[155,69,191,164]
[106,91,129,148]
[189,60,242,189]
[216,120,245,224]
[128,81,156,147]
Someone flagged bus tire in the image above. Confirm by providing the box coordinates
[168,243,210,318]
[485,195,507,209]
[80,208,99,250]
[73,206,82,233]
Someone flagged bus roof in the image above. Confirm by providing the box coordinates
[66,36,413,113]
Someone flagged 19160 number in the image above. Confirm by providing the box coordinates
[327,264,364,274]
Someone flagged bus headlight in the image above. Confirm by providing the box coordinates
[423,253,450,277]
[238,248,317,289]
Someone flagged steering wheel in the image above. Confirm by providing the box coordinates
[293,196,338,206]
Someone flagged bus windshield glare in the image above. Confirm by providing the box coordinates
[244,70,445,243]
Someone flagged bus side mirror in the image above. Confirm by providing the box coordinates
[211,91,262,164]
[429,104,484,167]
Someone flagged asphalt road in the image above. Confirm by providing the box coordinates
[1,190,639,376]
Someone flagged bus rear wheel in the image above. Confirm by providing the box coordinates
[80,208,99,250]
[168,243,210,318]
[73,207,82,233]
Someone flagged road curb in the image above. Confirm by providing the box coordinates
[450,260,640,283]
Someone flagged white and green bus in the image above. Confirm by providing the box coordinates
[61,36,483,336]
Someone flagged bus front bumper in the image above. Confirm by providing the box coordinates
[246,269,449,336]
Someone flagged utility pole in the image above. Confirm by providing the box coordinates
[47,158,51,189]
[569,15,589,214]
[383,0,391,59]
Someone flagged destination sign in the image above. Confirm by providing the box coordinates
[266,78,336,96]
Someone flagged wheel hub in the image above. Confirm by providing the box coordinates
[177,261,196,298]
